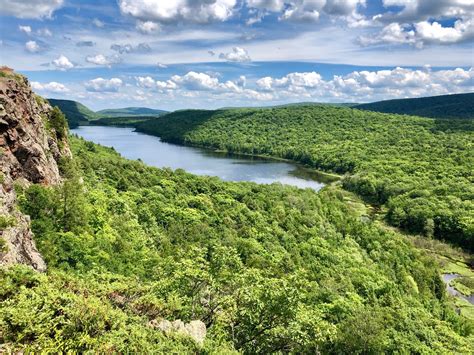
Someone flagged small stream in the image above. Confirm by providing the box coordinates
[442,274,474,305]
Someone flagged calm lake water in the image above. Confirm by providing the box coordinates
[71,126,329,191]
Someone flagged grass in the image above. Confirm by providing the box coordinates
[0,215,16,230]
[452,277,474,296]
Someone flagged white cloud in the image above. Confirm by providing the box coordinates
[136,21,161,34]
[19,25,32,34]
[119,0,237,24]
[157,63,168,68]
[92,18,104,28]
[219,47,251,62]
[363,0,474,47]
[171,71,221,90]
[378,0,474,23]
[31,81,69,93]
[246,0,365,23]
[111,43,151,54]
[136,76,156,88]
[37,28,52,37]
[85,54,122,66]
[359,18,474,47]
[358,23,417,46]
[256,67,474,102]
[52,55,74,70]
[25,40,40,53]
[85,78,123,92]
[415,18,474,44]
[0,0,63,19]
[257,72,323,91]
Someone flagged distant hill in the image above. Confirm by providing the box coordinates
[355,93,474,119]
[220,102,357,110]
[47,99,98,128]
[97,107,168,117]
[47,100,167,127]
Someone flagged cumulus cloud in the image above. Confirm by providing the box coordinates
[376,0,474,24]
[111,43,151,54]
[359,18,474,47]
[52,55,74,70]
[132,67,472,104]
[135,72,271,100]
[255,67,473,101]
[362,0,474,47]
[136,76,156,88]
[85,78,123,92]
[219,47,251,62]
[246,0,365,23]
[119,0,237,24]
[85,54,122,66]
[19,25,32,34]
[25,40,40,53]
[257,72,323,91]
[0,0,63,19]
[136,21,161,34]
[31,81,69,93]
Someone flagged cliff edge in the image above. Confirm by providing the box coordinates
[0,68,70,271]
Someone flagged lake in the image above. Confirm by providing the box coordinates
[71,126,329,191]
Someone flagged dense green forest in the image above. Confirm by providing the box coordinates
[47,99,99,128]
[46,99,165,127]
[356,93,474,120]
[136,106,474,251]
[96,107,167,117]
[1,135,473,352]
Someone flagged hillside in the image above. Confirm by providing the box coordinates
[137,106,474,251]
[47,99,98,128]
[1,72,473,353]
[356,93,474,119]
[97,107,168,117]
[46,99,166,127]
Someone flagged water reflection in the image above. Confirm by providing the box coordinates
[71,126,331,191]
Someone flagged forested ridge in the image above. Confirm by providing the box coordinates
[1,136,473,352]
[356,93,474,120]
[137,106,474,251]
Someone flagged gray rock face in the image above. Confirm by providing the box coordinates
[0,70,70,271]
[148,318,207,345]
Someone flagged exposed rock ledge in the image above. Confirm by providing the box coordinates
[148,319,207,345]
[0,69,70,271]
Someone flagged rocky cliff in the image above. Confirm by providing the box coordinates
[0,68,70,271]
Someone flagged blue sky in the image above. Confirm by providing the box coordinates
[0,0,472,110]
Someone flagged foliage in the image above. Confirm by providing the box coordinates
[91,116,155,127]
[137,106,474,251]
[1,136,472,352]
[47,99,99,128]
[48,106,69,140]
[0,215,16,229]
[96,107,167,117]
[356,92,474,120]
[47,99,167,128]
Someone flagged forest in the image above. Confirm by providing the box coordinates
[356,93,474,120]
[1,135,473,352]
[136,106,474,251]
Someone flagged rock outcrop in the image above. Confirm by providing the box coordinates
[148,319,207,345]
[0,68,70,271]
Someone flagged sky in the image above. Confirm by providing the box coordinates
[0,0,473,111]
